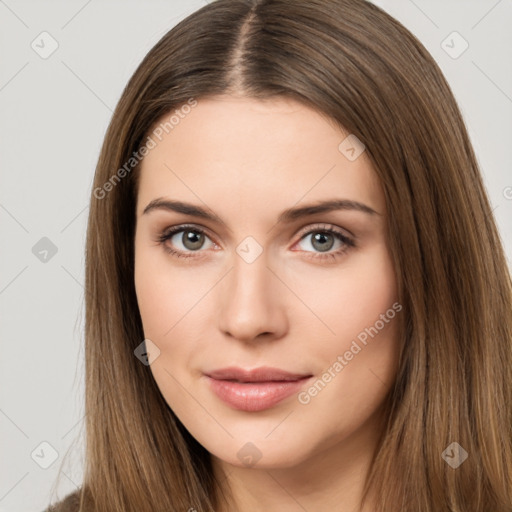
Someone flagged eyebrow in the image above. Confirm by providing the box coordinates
[142,198,380,225]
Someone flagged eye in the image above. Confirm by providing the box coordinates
[156,223,356,262]
[293,223,355,262]
[156,224,215,259]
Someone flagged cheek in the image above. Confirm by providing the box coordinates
[134,242,207,339]
[134,245,216,386]
[134,250,202,416]
[295,243,400,399]
[134,265,176,339]
[291,242,398,344]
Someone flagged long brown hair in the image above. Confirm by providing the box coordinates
[51,0,512,510]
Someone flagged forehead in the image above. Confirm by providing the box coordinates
[136,95,385,220]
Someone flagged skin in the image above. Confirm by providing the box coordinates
[134,95,401,512]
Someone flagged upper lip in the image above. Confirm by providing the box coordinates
[206,366,312,383]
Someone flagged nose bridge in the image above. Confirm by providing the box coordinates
[232,246,271,301]
[217,239,284,340]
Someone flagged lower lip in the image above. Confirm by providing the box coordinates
[205,375,312,412]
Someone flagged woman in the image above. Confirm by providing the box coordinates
[45,0,512,510]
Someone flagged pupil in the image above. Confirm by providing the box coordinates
[183,230,203,250]
[313,232,334,252]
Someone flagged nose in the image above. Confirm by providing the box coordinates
[216,249,288,344]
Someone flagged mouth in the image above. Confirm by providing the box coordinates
[204,366,313,412]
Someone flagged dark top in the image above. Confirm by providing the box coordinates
[43,489,81,512]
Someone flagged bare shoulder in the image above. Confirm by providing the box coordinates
[43,488,82,512]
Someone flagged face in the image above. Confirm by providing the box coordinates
[134,95,401,471]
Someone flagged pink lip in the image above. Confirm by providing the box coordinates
[204,366,313,412]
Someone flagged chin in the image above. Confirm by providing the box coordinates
[206,435,314,470]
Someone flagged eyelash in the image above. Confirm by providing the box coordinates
[155,223,356,262]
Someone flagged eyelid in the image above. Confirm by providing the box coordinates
[157,223,219,248]
[294,222,354,241]
[158,222,353,245]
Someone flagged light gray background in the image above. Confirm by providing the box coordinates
[0,1,510,510]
